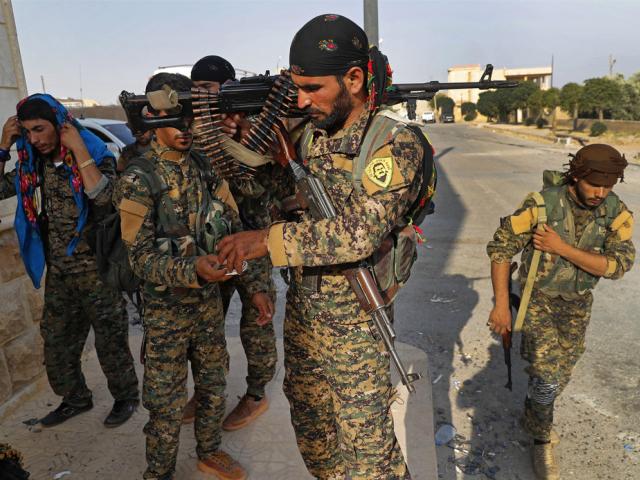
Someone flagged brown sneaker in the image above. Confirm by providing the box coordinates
[197,450,246,480]
[222,394,269,431]
[182,394,197,424]
[531,441,560,480]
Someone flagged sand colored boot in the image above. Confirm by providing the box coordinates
[222,394,269,431]
[531,441,560,480]
[197,450,247,480]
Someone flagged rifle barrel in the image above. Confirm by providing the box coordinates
[390,80,518,93]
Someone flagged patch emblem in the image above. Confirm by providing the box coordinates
[365,157,393,188]
[318,39,338,52]
[290,64,304,75]
[324,14,339,21]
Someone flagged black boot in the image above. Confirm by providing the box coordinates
[40,401,93,427]
[104,399,138,428]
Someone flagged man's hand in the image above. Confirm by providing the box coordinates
[217,229,269,274]
[251,292,275,326]
[59,123,89,156]
[195,254,231,283]
[1,116,21,150]
[488,304,512,336]
[220,113,251,141]
[533,224,566,255]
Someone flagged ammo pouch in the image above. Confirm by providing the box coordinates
[200,201,230,255]
[371,225,418,305]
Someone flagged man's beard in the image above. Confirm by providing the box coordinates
[310,82,353,133]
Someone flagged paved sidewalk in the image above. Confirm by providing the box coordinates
[1,328,436,479]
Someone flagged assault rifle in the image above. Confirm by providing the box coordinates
[503,262,521,391]
[119,64,517,133]
[270,119,421,394]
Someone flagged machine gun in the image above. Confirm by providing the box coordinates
[119,64,517,133]
[386,64,516,105]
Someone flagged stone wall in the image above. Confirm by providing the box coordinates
[556,118,640,135]
[0,199,45,405]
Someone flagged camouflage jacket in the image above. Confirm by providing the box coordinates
[487,187,635,297]
[0,156,115,275]
[265,106,424,305]
[113,141,271,299]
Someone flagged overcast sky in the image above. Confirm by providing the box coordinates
[12,0,640,105]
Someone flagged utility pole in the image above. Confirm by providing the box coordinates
[550,54,554,88]
[608,54,616,77]
[363,0,379,47]
[40,75,46,93]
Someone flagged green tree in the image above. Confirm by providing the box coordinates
[581,77,621,120]
[611,74,640,120]
[559,83,583,130]
[461,102,476,115]
[432,94,455,116]
[477,91,500,121]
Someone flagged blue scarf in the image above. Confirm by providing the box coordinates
[14,94,114,288]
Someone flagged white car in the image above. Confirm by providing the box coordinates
[421,111,436,124]
[78,118,135,160]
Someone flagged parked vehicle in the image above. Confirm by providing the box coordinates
[78,118,135,159]
[440,113,455,124]
[421,111,436,124]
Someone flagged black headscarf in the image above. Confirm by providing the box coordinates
[191,55,236,83]
[289,14,369,76]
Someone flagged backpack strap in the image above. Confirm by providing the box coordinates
[352,112,399,194]
[514,191,547,332]
[124,156,180,234]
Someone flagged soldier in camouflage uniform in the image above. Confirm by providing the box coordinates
[217,15,423,479]
[115,73,272,480]
[187,55,277,430]
[487,144,635,480]
[0,97,139,428]
[116,127,153,172]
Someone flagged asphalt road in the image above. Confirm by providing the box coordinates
[393,123,640,480]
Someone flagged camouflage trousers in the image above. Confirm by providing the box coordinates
[283,287,408,480]
[520,291,593,441]
[220,280,277,398]
[41,270,138,406]
[141,289,228,480]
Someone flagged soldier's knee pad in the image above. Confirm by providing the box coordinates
[528,377,558,406]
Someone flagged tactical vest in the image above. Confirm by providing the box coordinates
[298,110,437,303]
[133,150,230,299]
[520,178,622,297]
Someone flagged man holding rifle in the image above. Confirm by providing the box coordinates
[216,14,429,480]
[487,144,635,479]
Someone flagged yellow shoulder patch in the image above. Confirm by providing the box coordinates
[510,207,538,234]
[365,157,393,188]
[610,210,634,241]
[362,145,407,196]
[119,198,149,244]
[214,180,239,214]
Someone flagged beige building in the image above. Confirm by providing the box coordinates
[446,64,552,120]
[0,0,46,412]
[57,97,101,109]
